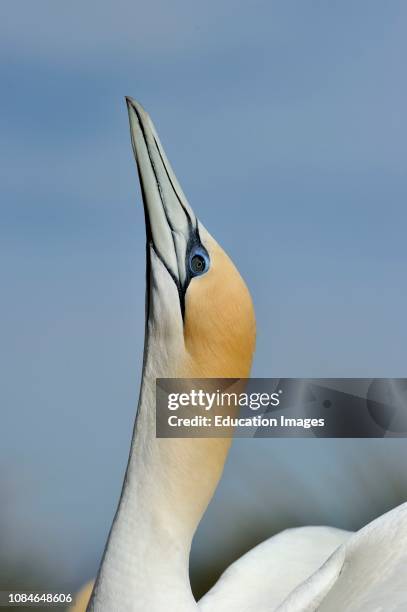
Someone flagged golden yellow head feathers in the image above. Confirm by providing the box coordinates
[183,232,256,379]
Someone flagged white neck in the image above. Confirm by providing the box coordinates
[88,333,230,612]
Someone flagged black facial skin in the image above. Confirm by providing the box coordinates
[156,228,210,318]
[145,228,210,322]
[183,231,210,310]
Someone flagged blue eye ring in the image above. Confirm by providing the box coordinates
[188,246,210,277]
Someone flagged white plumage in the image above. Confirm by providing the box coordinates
[71,100,407,612]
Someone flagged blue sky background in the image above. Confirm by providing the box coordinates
[1,0,407,594]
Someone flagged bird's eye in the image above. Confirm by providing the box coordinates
[189,247,210,277]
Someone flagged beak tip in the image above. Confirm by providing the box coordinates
[125,97,149,122]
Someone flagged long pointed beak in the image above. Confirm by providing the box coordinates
[126,97,196,288]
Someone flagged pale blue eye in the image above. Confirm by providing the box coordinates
[189,247,210,276]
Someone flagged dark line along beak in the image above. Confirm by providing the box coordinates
[126,97,196,290]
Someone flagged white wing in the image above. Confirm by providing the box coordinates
[199,526,350,612]
[200,502,407,612]
[278,501,407,612]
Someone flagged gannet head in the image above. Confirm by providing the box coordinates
[126,98,256,380]
[77,102,256,612]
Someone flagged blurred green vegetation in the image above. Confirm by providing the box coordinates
[0,551,70,612]
[0,514,69,612]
